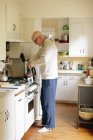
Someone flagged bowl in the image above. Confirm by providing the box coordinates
[79,107,93,120]
[84,76,93,85]
[58,51,68,56]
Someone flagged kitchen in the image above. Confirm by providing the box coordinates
[0,0,93,140]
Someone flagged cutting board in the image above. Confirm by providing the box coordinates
[0,82,9,87]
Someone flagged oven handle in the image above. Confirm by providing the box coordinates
[34,91,38,94]
[28,89,38,95]
[26,94,35,102]
[18,98,22,101]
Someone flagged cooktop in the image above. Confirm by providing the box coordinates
[7,77,27,84]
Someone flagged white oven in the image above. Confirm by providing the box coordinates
[24,64,42,131]
[34,65,42,121]
[24,85,37,132]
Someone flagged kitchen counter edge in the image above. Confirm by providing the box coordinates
[0,84,25,100]
[78,78,93,87]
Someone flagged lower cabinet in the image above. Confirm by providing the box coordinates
[0,95,15,140]
[78,86,93,128]
[15,91,25,140]
[56,76,80,103]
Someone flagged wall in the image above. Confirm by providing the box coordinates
[8,58,25,77]
[58,57,91,70]
[18,0,93,71]
[19,0,93,18]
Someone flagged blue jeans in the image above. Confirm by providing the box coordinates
[41,78,57,128]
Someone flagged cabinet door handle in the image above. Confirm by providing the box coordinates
[5,111,8,121]
[13,23,16,31]
[64,80,65,85]
[83,49,84,53]
[5,112,7,122]
[18,98,22,101]
[7,111,10,119]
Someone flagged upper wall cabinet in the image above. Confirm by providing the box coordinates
[83,21,93,57]
[0,0,6,60]
[69,18,93,57]
[21,17,42,42]
[6,0,21,41]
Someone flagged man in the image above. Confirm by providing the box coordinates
[28,31,58,133]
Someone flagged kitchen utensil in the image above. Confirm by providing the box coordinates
[20,53,25,62]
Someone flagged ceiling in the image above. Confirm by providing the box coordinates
[15,0,54,1]
[14,0,43,1]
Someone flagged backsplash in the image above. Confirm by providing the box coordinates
[7,58,25,77]
[58,57,92,70]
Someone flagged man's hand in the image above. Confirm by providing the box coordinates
[27,61,31,68]
[27,61,34,68]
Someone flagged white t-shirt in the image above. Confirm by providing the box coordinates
[30,38,58,79]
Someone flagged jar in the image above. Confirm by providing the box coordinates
[62,34,69,42]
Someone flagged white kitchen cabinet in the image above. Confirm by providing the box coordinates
[0,0,6,60]
[69,18,93,57]
[83,22,93,57]
[0,112,6,140]
[21,17,42,42]
[6,0,21,41]
[56,76,80,103]
[15,91,25,140]
[69,23,85,57]
[0,94,15,140]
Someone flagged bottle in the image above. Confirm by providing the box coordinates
[69,61,73,69]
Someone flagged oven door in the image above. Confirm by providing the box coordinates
[25,92,35,132]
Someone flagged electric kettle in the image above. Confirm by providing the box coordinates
[27,67,36,82]
[0,69,8,81]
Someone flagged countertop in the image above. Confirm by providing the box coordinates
[58,69,83,76]
[58,69,83,74]
[78,78,93,87]
[0,81,9,87]
[0,83,25,99]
